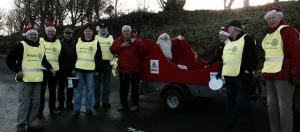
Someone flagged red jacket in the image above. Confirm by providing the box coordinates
[263,20,300,80]
[110,35,147,73]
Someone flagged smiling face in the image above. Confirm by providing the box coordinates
[266,15,282,28]
[84,28,94,38]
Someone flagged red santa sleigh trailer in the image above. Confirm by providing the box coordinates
[139,38,222,110]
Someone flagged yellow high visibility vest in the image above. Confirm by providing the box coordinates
[222,35,246,77]
[40,38,61,71]
[21,41,45,82]
[261,25,287,73]
[75,38,98,70]
[96,35,114,61]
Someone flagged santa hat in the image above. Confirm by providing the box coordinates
[218,26,230,36]
[23,25,38,36]
[157,33,170,42]
[264,8,283,20]
[45,21,56,32]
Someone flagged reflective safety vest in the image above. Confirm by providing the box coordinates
[261,25,288,73]
[96,35,114,60]
[75,38,98,70]
[21,41,45,82]
[40,38,61,71]
[222,35,246,77]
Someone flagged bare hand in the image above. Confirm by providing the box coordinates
[121,42,130,47]
[16,71,24,78]
[130,38,136,43]
[50,69,56,76]
[95,72,99,76]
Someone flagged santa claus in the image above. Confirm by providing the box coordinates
[157,33,190,70]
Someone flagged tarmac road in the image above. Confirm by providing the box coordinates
[0,56,271,132]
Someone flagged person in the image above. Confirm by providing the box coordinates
[261,8,300,132]
[39,22,62,116]
[57,28,76,110]
[72,24,102,117]
[93,23,114,109]
[131,28,137,37]
[6,27,55,132]
[220,20,258,131]
[110,25,147,112]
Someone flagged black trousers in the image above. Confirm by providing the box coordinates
[40,70,58,112]
[58,70,74,107]
[225,74,253,127]
[119,72,140,107]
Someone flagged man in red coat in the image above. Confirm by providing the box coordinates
[262,8,300,132]
[110,25,147,111]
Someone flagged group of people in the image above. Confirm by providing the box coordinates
[6,21,147,132]
[209,8,300,132]
[5,6,300,132]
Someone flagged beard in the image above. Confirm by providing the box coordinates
[158,39,172,60]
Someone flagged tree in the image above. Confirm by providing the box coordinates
[0,10,5,31]
[157,0,186,11]
[274,0,279,3]
[136,0,150,12]
[244,0,250,7]
[224,0,235,9]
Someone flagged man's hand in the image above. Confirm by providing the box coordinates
[130,38,136,43]
[121,42,130,47]
[50,69,56,76]
[95,72,99,76]
[16,71,24,78]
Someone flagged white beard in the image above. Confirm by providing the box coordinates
[158,39,172,60]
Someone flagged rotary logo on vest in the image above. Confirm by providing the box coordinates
[271,39,278,46]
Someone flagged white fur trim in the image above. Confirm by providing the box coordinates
[25,29,38,36]
[157,33,170,42]
[45,26,56,32]
[264,10,283,20]
[219,30,230,36]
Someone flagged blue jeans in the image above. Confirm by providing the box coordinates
[94,63,112,104]
[74,71,94,111]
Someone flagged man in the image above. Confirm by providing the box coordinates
[110,25,147,112]
[93,23,114,109]
[131,28,137,37]
[72,24,102,117]
[221,20,258,131]
[39,22,62,116]
[6,27,55,132]
[57,28,76,110]
[262,8,300,132]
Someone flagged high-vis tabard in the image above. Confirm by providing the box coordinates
[262,25,288,73]
[21,41,45,82]
[96,35,114,61]
[75,38,98,70]
[222,35,246,77]
[40,38,61,71]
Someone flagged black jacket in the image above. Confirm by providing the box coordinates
[6,38,53,82]
[72,36,102,73]
[59,38,77,72]
[211,32,258,76]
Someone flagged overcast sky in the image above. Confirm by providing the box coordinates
[0,0,290,11]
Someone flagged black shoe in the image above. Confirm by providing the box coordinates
[86,109,93,116]
[17,126,26,132]
[50,110,61,116]
[72,111,80,117]
[93,103,100,109]
[102,103,111,109]
[117,107,128,112]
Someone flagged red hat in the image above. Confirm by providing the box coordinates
[45,21,56,32]
[264,8,283,20]
[218,26,230,36]
[23,25,38,36]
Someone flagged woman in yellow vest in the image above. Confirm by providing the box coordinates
[93,23,114,109]
[262,8,300,132]
[72,24,102,117]
[6,27,54,132]
[39,22,62,117]
[221,20,258,131]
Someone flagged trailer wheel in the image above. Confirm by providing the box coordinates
[163,89,184,110]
